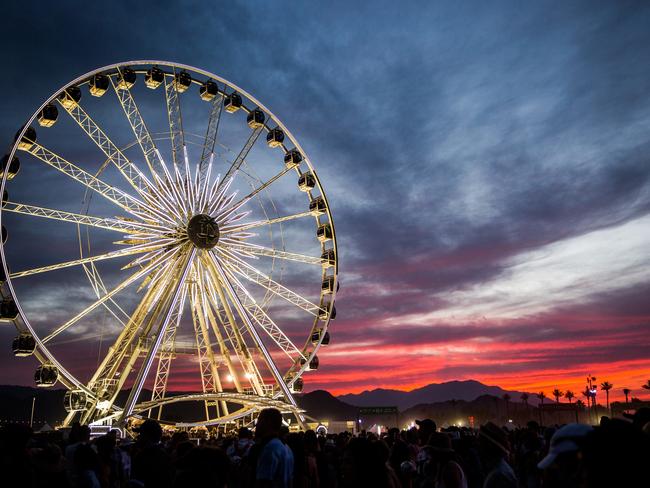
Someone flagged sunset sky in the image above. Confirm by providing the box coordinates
[0,1,649,404]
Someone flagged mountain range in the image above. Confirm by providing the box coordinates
[338,379,536,410]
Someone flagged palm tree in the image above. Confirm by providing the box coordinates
[642,380,650,392]
[575,399,585,422]
[582,388,592,408]
[536,392,546,425]
[502,393,511,420]
[565,390,575,403]
[521,393,529,421]
[600,381,613,412]
[622,388,631,404]
[552,389,564,403]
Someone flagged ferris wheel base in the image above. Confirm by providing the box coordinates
[78,391,306,434]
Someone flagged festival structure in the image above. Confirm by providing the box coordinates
[0,61,337,432]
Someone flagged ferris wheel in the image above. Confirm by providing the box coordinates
[0,61,337,430]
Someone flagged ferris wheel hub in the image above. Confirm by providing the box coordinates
[187,214,220,249]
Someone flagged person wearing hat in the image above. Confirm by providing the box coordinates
[478,422,516,488]
[536,423,592,487]
[623,407,650,431]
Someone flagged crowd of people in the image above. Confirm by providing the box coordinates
[1,407,648,488]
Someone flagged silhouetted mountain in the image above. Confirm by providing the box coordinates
[296,390,358,421]
[338,380,536,410]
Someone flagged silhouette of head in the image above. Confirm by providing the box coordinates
[255,408,283,440]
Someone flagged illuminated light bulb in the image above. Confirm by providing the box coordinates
[226,374,234,382]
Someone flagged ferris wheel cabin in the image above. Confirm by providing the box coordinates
[317,223,333,242]
[89,74,109,97]
[0,298,19,321]
[57,86,81,109]
[292,377,304,393]
[12,333,36,357]
[145,66,165,89]
[34,364,59,387]
[116,68,136,90]
[284,149,303,169]
[247,108,266,129]
[64,390,90,412]
[37,104,59,127]
[267,128,285,148]
[199,80,219,101]
[224,92,243,113]
[173,70,192,93]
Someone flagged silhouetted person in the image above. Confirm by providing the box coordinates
[95,431,128,488]
[131,419,173,488]
[255,408,294,488]
[74,443,101,488]
[536,423,592,488]
[582,418,649,488]
[416,419,436,447]
[478,423,516,488]
[228,427,255,465]
[32,441,67,488]
[340,437,398,488]
[66,423,91,487]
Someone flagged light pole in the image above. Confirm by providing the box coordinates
[586,375,597,424]
[30,396,35,428]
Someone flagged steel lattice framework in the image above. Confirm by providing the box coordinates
[0,61,337,432]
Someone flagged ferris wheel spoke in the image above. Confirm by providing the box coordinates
[220,210,312,234]
[220,241,323,265]
[217,249,320,316]
[81,262,130,328]
[9,243,168,279]
[199,93,224,182]
[56,98,153,194]
[219,126,264,187]
[149,284,188,418]
[189,282,228,419]
[207,254,300,410]
[110,70,165,177]
[18,142,147,215]
[3,201,153,234]
[193,269,242,409]
[200,257,267,394]
[41,248,175,344]
[217,260,305,362]
[224,166,293,215]
[164,69,186,169]
[121,247,196,420]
